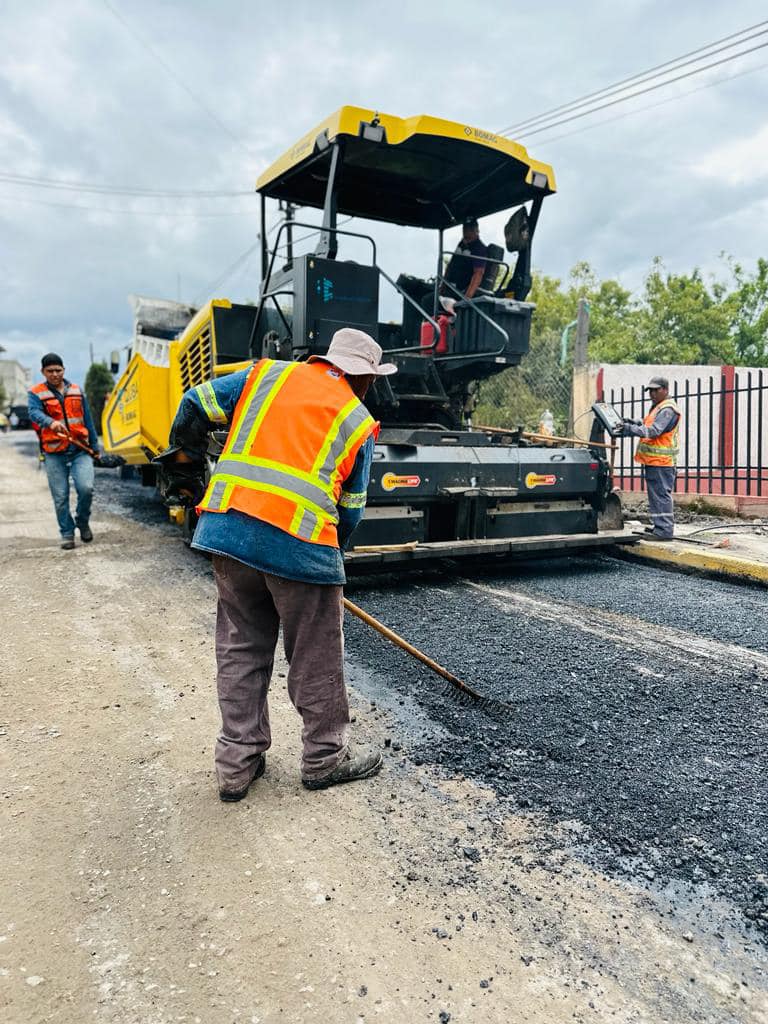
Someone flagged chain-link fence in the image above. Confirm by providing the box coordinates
[472,328,572,434]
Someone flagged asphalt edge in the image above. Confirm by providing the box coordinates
[616,539,768,588]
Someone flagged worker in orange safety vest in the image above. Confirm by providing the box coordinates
[158,329,397,801]
[620,375,681,540]
[28,353,100,549]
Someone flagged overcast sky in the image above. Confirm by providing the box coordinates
[2,0,767,390]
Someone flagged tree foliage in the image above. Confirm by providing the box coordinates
[473,255,768,433]
[84,362,115,435]
[542,255,768,367]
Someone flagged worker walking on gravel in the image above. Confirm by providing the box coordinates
[158,329,396,801]
[620,375,681,541]
[28,353,100,550]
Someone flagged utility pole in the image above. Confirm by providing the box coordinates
[573,298,589,369]
[569,298,594,434]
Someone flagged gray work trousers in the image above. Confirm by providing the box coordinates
[645,465,677,538]
[212,555,350,786]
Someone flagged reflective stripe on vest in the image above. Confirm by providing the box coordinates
[635,398,680,467]
[198,360,376,546]
[228,361,298,456]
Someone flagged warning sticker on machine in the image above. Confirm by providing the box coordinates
[524,472,557,488]
[381,472,421,491]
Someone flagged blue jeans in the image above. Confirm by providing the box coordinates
[44,450,94,538]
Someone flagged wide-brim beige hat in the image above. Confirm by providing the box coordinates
[310,328,397,377]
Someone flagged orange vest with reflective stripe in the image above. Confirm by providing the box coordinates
[29,381,90,453]
[634,398,681,467]
[197,359,378,547]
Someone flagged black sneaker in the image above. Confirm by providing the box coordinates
[302,746,383,791]
[61,537,75,550]
[79,524,93,543]
[218,754,266,802]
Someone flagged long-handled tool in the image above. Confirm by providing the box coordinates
[343,597,509,712]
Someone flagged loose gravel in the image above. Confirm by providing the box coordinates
[73,446,768,944]
[345,558,768,941]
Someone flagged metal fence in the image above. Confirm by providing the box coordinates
[602,369,768,497]
[473,330,573,434]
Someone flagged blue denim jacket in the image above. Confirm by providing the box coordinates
[169,368,374,585]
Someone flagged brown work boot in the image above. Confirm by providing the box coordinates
[61,537,75,550]
[218,754,266,802]
[302,745,383,791]
[79,523,93,543]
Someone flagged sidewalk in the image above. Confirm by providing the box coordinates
[622,516,768,586]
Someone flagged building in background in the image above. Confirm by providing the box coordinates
[0,359,32,409]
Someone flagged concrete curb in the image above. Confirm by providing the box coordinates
[622,539,768,587]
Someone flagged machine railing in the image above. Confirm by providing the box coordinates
[248,219,443,356]
[249,218,523,363]
[602,369,768,497]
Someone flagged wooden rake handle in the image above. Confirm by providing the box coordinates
[342,597,484,701]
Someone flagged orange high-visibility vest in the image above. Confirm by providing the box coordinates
[29,381,90,453]
[197,359,378,547]
[635,398,681,467]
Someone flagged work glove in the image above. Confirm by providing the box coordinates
[153,446,206,507]
[157,462,206,508]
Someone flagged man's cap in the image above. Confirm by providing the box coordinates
[41,352,64,369]
[311,328,397,377]
[645,376,669,390]
[462,216,479,229]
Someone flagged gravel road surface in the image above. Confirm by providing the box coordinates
[2,434,767,1023]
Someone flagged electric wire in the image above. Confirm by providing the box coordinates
[0,193,254,217]
[533,57,768,147]
[101,0,249,154]
[511,38,768,140]
[0,172,250,199]
[497,19,768,137]
[684,521,768,536]
[193,240,263,306]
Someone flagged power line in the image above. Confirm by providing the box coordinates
[102,0,249,155]
[511,38,768,141]
[533,57,768,148]
[0,171,251,199]
[194,240,263,305]
[498,19,768,137]
[0,193,255,217]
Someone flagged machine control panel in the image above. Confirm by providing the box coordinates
[591,401,624,437]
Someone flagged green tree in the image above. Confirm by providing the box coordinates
[723,256,768,365]
[0,378,7,412]
[84,362,115,436]
[631,259,735,364]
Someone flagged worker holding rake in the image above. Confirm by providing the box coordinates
[28,353,101,550]
[158,329,397,801]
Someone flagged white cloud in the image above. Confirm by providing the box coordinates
[0,0,767,364]
[693,123,768,185]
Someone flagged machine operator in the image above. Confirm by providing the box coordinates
[620,376,681,541]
